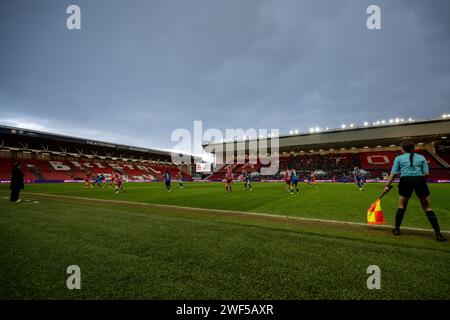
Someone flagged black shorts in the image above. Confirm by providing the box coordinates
[165,180,171,186]
[398,176,430,198]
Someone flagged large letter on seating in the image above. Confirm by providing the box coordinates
[49,161,71,171]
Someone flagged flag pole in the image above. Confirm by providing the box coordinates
[367,185,392,225]
[378,184,393,200]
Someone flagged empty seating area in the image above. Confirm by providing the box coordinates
[0,158,36,182]
[359,151,398,170]
[206,161,262,181]
[359,149,444,172]
[427,169,450,181]
[0,157,192,182]
[204,163,231,181]
[434,142,450,166]
[414,150,442,169]
[436,152,450,166]
[0,158,13,180]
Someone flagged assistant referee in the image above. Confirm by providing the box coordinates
[384,141,447,242]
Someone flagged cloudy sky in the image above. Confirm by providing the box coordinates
[1,0,449,153]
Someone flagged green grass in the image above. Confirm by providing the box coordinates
[2,181,449,229]
[0,182,449,299]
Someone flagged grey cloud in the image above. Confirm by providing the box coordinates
[0,0,449,150]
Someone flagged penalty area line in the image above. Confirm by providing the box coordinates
[6,191,450,235]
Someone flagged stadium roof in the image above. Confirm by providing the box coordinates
[204,118,450,155]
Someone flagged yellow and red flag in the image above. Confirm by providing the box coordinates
[367,198,385,225]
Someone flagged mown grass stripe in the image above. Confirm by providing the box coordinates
[12,191,448,235]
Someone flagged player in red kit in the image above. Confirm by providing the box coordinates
[113,170,126,193]
[225,166,233,192]
[109,173,115,189]
[307,171,318,190]
[284,169,291,192]
[84,171,93,189]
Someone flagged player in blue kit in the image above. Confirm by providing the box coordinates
[290,169,299,194]
[93,173,105,188]
[353,167,365,191]
[242,170,252,191]
[163,170,172,192]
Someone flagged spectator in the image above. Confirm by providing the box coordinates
[10,162,24,202]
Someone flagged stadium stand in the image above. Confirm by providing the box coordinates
[1,121,449,183]
[2,146,447,183]
[435,141,450,166]
[0,124,194,183]
[206,161,262,181]
[204,147,449,182]
[0,158,37,182]
[0,158,192,182]
[359,151,397,170]
[0,158,14,181]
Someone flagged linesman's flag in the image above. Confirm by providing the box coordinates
[367,198,385,225]
[366,185,392,225]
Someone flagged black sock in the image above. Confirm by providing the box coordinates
[426,211,441,233]
[395,208,405,230]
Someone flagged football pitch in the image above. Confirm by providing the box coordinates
[0,182,449,299]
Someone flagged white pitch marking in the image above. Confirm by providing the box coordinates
[17,191,449,235]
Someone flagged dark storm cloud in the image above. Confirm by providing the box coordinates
[0,0,449,150]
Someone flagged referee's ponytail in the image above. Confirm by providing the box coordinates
[401,141,415,167]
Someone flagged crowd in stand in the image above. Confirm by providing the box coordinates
[264,154,360,181]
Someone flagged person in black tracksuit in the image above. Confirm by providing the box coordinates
[10,162,24,202]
